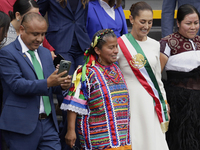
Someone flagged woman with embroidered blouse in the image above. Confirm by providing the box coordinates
[160,4,200,150]
[60,29,131,150]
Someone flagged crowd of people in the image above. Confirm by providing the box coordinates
[0,0,200,150]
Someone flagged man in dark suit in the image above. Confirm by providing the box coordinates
[161,0,200,37]
[37,1,91,149]
[0,12,71,150]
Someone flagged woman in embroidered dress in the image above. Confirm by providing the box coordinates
[60,29,131,150]
[160,4,200,150]
[117,2,169,150]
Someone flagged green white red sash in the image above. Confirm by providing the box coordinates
[118,33,169,133]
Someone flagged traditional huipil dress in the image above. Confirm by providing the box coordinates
[160,32,200,150]
[60,63,131,150]
[118,33,169,150]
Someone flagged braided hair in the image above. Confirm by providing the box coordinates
[86,29,116,57]
[79,29,116,99]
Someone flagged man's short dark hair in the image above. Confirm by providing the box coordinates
[21,12,47,27]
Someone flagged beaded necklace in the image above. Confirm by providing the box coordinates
[97,62,121,84]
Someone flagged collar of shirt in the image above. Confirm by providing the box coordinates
[98,0,115,20]
[18,35,42,67]
[18,35,38,54]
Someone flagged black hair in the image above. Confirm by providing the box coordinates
[9,0,39,20]
[129,1,153,19]
[177,4,200,24]
[0,11,10,44]
[87,29,116,56]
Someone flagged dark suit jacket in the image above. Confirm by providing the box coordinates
[0,38,62,135]
[86,0,128,40]
[37,0,91,54]
[161,0,200,37]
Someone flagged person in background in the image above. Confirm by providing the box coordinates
[60,29,131,150]
[0,11,10,150]
[0,11,10,48]
[160,4,200,150]
[37,0,91,149]
[37,0,90,75]
[161,0,200,37]
[4,0,39,46]
[0,12,72,150]
[86,0,128,41]
[117,2,169,150]
[2,0,56,60]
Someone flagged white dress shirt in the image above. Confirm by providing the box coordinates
[99,0,115,20]
[18,35,45,114]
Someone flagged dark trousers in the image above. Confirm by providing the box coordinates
[2,116,61,150]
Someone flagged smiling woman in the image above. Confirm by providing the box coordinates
[160,4,200,150]
[60,29,131,150]
[117,2,169,150]
[94,35,118,66]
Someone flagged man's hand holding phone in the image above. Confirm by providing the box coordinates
[57,60,71,77]
[47,60,72,89]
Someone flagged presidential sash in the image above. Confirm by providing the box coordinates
[118,33,169,133]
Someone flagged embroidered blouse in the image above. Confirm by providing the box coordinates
[160,32,200,72]
[60,63,131,149]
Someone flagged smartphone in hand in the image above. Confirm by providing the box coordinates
[57,60,71,77]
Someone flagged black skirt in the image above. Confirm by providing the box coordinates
[165,76,200,150]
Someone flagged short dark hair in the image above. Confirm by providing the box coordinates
[0,11,10,44]
[177,4,200,24]
[21,12,47,29]
[87,29,116,56]
[9,0,39,20]
[129,1,153,19]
